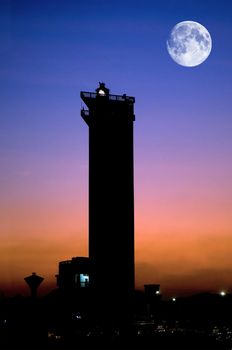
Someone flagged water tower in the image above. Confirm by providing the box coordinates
[24,272,44,298]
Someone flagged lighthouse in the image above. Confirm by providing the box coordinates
[81,83,135,322]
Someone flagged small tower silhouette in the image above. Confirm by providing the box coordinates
[24,272,44,298]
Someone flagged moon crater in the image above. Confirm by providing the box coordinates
[167,21,212,67]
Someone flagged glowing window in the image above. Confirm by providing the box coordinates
[80,274,89,287]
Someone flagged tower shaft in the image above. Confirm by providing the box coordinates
[81,84,135,321]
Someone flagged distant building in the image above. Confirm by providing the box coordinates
[56,257,90,291]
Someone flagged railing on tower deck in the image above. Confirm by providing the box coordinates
[81,91,135,103]
[81,109,90,118]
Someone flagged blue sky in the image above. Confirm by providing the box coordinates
[1,0,232,295]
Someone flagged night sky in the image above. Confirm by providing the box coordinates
[1,0,232,297]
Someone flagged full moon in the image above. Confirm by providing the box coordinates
[167,21,212,67]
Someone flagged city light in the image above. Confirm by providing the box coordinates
[172,297,176,302]
[156,290,160,295]
[220,291,226,296]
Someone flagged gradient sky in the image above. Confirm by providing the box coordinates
[1,0,232,297]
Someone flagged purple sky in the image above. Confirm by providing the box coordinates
[1,0,232,296]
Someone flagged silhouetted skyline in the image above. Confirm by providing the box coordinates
[1,0,232,297]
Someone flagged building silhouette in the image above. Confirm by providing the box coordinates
[56,257,90,290]
[81,83,135,322]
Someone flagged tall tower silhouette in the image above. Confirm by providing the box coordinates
[81,83,135,321]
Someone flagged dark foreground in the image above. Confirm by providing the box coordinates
[1,291,232,349]
[1,323,230,349]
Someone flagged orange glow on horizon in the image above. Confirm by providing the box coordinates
[1,140,232,297]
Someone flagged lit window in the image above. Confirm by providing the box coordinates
[80,274,89,287]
